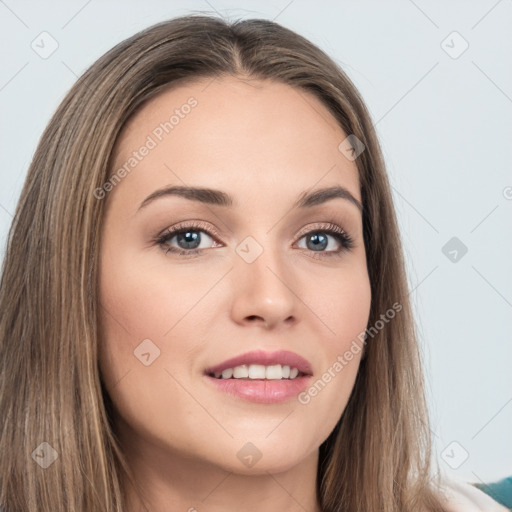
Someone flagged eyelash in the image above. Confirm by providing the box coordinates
[154,220,355,260]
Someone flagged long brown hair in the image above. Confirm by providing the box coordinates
[0,14,447,512]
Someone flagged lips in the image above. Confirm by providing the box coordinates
[204,349,313,377]
[204,350,314,403]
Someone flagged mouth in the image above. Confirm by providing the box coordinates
[204,349,313,379]
[203,350,313,403]
[206,364,308,380]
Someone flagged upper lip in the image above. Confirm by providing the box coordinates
[205,350,313,376]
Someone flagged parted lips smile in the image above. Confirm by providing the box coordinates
[204,350,313,403]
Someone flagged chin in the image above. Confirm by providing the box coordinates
[224,455,309,476]
[210,438,316,476]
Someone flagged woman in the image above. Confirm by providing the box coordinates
[0,14,507,512]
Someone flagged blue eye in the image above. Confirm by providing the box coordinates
[155,222,218,257]
[165,229,211,251]
[155,221,354,258]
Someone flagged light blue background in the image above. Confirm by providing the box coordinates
[1,0,510,484]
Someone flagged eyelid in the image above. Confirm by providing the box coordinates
[157,219,223,241]
[154,218,355,257]
[156,220,351,244]
[294,221,349,240]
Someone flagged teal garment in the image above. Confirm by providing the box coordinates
[473,476,512,509]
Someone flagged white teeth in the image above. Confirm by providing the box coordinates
[233,365,249,378]
[248,364,266,379]
[221,368,233,379]
[265,364,282,379]
[213,364,302,380]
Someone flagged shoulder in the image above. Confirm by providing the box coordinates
[439,477,510,512]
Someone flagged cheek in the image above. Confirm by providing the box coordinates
[97,246,216,446]
[97,244,202,384]
[98,240,220,341]
[309,263,372,351]
[299,264,370,408]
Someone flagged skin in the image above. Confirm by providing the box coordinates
[98,76,372,512]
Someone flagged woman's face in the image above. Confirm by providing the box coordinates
[98,76,371,474]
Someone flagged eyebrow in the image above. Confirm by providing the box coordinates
[137,185,363,213]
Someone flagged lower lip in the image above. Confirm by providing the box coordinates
[204,374,312,403]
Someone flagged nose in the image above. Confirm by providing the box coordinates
[229,241,299,330]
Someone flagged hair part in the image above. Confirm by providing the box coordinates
[0,14,445,512]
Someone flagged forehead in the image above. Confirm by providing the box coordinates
[111,76,361,206]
